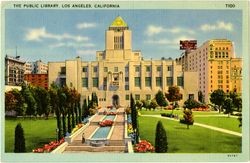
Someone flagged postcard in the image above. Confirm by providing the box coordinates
[1,0,249,162]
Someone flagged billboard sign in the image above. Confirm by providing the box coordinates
[180,40,197,50]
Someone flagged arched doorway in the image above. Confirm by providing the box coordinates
[112,94,119,107]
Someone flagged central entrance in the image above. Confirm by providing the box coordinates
[112,94,119,107]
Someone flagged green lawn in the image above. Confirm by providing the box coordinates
[194,117,241,133]
[140,108,220,116]
[5,118,57,153]
[138,116,241,153]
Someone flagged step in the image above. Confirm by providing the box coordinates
[65,145,126,152]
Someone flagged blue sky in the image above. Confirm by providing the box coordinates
[5,9,242,63]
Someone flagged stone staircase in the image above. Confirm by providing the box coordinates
[63,107,128,153]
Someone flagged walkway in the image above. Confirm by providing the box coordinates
[141,115,242,137]
[63,107,127,153]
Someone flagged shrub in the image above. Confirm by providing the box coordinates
[14,123,26,153]
[155,121,168,153]
[161,113,174,118]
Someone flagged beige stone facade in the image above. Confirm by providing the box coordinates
[48,16,198,106]
[176,39,242,102]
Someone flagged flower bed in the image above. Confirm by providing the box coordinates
[134,140,154,153]
[71,123,83,134]
[127,124,133,134]
[192,107,210,111]
[33,138,65,153]
[99,119,113,127]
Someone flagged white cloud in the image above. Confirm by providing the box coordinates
[25,27,89,42]
[76,22,96,29]
[145,35,195,48]
[49,42,95,48]
[76,50,96,56]
[145,39,172,45]
[145,25,195,36]
[49,42,66,48]
[146,25,165,36]
[200,21,233,31]
[25,27,46,41]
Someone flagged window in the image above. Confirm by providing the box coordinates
[146,94,151,101]
[60,67,66,75]
[145,77,151,87]
[125,77,129,82]
[146,66,151,72]
[135,94,140,100]
[93,78,98,87]
[157,66,161,72]
[125,85,129,90]
[156,77,162,87]
[114,36,124,49]
[104,67,108,72]
[166,77,173,86]
[177,77,184,87]
[134,77,141,87]
[126,94,130,100]
[82,78,88,87]
[167,66,172,71]
[135,66,140,72]
[114,67,118,72]
[82,67,88,72]
[189,94,194,100]
[93,66,98,72]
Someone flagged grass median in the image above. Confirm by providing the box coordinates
[138,116,241,153]
[5,117,57,153]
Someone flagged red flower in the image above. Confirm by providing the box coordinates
[134,140,155,153]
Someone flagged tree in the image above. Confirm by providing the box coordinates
[22,86,37,117]
[234,97,242,112]
[59,87,68,136]
[82,99,89,118]
[183,99,200,110]
[131,94,139,144]
[183,109,194,129]
[33,87,51,119]
[165,86,182,113]
[155,90,168,110]
[49,83,62,139]
[5,91,17,113]
[12,89,26,116]
[150,99,158,110]
[14,123,26,152]
[198,90,205,103]
[77,93,82,124]
[155,121,168,153]
[131,94,137,130]
[141,100,150,111]
[210,89,226,113]
[238,113,242,127]
[92,92,98,107]
[135,100,143,110]
[223,98,233,117]
[229,90,242,111]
